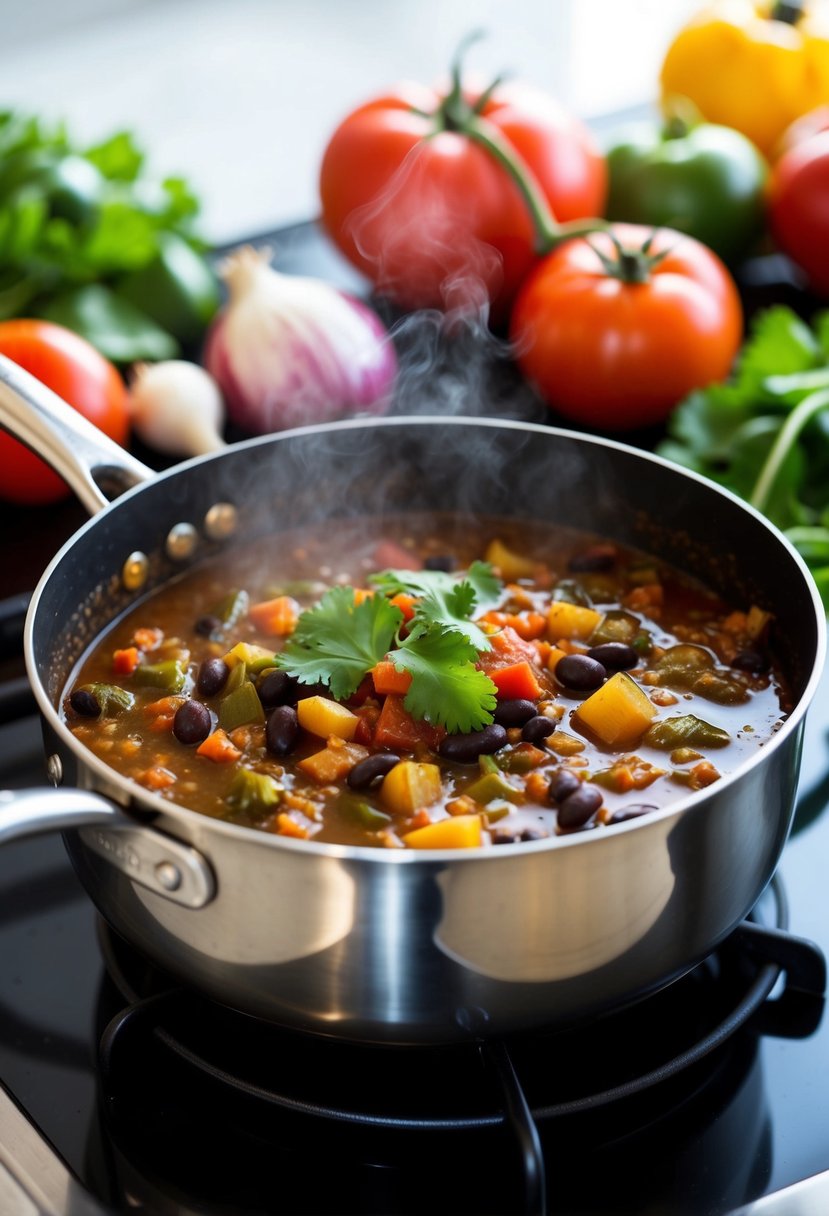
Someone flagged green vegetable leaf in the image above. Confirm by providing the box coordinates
[276,586,403,701]
[734,305,820,391]
[392,628,498,733]
[84,131,144,181]
[369,560,501,650]
[39,284,178,363]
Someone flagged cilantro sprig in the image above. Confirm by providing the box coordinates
[659,305,829,609]
[275,562,503,732]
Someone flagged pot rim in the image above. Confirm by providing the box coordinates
[24,414,828,863]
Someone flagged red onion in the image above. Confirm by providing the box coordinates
[204,245,396,433]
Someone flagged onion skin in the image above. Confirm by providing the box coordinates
[203,247,397,434]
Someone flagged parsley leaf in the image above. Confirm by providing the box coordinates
[276,586,402,701]
[392,629,498,734]
[659,303,829,610]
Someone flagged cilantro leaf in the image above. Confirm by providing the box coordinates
[276,586,402,701]
[392,629,498,733]
[369,560,502,650]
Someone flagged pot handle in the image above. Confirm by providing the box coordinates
[0,353,153,516]
[0,787,216,908]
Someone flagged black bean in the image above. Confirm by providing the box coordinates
[587,642,638,671]
[266,705,300,756]
[555,654,607,692]
[173,699,212,746]
[439,723,507,764]
[258,669,298,708]
[424,554,456,572]
[69,688,101,717]
[194,613,223,638]
[568,546,616,573]
[608,804,657,825]
[519,826,548,841]
[347,752,401,790]
[731,649,770,674]
[196,657,230,698]
[521,715,556,744]
[558,784,603,829]
[494,698,539,727]
[549,768,581,804]
[492,825,549,845]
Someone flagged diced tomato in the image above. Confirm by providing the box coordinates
[372,540,422,571]
[346,675,376,707]
[353,704,380,745]
[489,660,542,701]
[133,627,164,651]
[389,593,417,622]
[374,694,444,751]
[478,626,540,674]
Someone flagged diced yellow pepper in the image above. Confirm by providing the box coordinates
[484,538,537,582]
[547,601,603,642]
[573,672,657,749]
[296,695,358,740]
[380,760,442,816]
[403,814,483,850]
[223,641,275,668]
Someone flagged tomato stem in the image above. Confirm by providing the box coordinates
[771,1,804,24]
[587,231,670,284]
[433,30,606,255]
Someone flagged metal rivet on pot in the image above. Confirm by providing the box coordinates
[154,861,182,892]
[46,755,63,787]
[165,522,198,562]
[122,551,149,591]
[204,502,238,540]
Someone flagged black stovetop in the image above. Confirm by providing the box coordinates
[1,221,829,1216]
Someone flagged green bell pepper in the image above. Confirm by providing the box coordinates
[604,115,768,264]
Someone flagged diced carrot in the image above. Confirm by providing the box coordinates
[273,812,311,839]
[197,728,242,763]
[479,610,547,641]
[372,540,422,571]
[133,627,164,651]
[136,766,176,790]
[297,737,369,784]
[373,694,444,752]
[624,584,664,612]
[112,647,140,675]
[524,770,552,802]
[149,714,176,733]
[389,592,417,622]
[248,595,301,637]
[145,696,186,717]
[490,660,542,702]
[119,738,143,757]
[407,808,433,831]
[372,660,414,697]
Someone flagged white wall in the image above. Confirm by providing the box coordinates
[0,0,699,242]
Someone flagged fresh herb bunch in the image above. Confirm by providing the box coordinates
[0,110,219,362]
[276,563,503,732]
[659,305,829,608]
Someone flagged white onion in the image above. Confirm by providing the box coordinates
[128,360,226,456]
[203,245,397,434]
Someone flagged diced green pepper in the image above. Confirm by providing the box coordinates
[552,579,593,607]
[133,660,186,693]
[483,801,512,823]
[219,681,265,732]
[498,744,547,773]
[77,682,135,715]
[339,794,392,830]
[653,644,714,689]
[213,589,249,628]
[224,660,248,696]
[247,655,280,675]
[466,772,524,806]
[644,715,730,750]
[478,754,500,775]
[589,609,639,645]
[226,768,282,815]
[691,672,749,705]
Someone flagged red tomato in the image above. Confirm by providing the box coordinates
[319,78,606,317]
[508,224,743,431]
[773,105,829,161]
[769,130,829,296]
[0,319,129,505]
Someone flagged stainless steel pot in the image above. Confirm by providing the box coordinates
[1,355,825,1045]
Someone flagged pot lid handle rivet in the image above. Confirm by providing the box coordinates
[204,502,238,540]
[166,523,198,562]
[122,551,149,591]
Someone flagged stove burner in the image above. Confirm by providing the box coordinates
[93,881,825,1216]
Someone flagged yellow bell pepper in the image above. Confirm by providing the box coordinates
[660,1,829,155]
